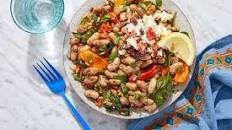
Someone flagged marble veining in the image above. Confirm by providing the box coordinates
[0,0,231,130]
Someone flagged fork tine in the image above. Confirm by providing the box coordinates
[40,60,57,80]
[36,63,53,81]
[33,65,49,83]
[43,58,62,79]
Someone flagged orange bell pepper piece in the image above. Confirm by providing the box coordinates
[174,63,189,83]
[114,0,125,6]
[79,50,108,70]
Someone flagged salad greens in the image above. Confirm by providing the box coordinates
[113,33,121,45]
[72,28,96,44]
[103,90,131,116]
[152,74,173,106]
[120,84,128,95]
[109,51,118,63]
[72,73,84,81]
[115,75,127,83]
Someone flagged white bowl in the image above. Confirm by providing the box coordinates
[63,0,196,119]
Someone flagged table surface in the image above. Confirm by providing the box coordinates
[0,0,232,130]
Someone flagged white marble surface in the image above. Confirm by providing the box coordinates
[0,0,231,130]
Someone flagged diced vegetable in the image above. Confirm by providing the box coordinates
[113,33,121,45]
[174,63,189,83]
[114,0,125,6]
[108,0,115,7]
[164,51,172,67]
[115,75,127,83]
[82,29,96,43]
[72,28,96,44]
[130,61,136,68]
[109,52,118,63]
[120,84,128,95]
[72,73,84,81]
[140,65,159,81]
[128,75,137,82]
[134,93,144,100]
[80,17,89,25]
[103,90,131,116]
[99,43,114,55]
[155,0,162,7]
[161,67,169,76]
[119,108,130,116]
[72,32,82,39]
[102,14,111,22]
[73,59,85,66]
[146,27,157,40]
[181,31,190,37]
[139,2,147,10]
[79,50,108,70]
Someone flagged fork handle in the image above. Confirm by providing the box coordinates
[62,94,91,130]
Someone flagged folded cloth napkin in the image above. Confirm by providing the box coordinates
[128,35,232,130]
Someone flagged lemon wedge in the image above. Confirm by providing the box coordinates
[157,32,196,66]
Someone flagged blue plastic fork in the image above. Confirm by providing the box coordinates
[33,58,91,130]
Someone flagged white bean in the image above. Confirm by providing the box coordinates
[126,82,137,91]
[85,90,99,99]
[144,103,157,112]
[148,77,157,94]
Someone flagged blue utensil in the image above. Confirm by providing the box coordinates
[33,58,91,130]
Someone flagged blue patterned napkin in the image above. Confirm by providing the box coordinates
[128,35,232,130]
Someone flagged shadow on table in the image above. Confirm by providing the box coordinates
[26,19,129,130]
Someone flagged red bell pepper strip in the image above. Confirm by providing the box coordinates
[140,66,159,81]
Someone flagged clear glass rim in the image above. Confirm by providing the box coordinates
[10,0,65,34]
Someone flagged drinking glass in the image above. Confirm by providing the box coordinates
[10,0,64,33]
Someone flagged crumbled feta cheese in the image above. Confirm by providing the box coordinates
[153,11,174,22]
[147,47,153,53]
[126,23,136,33]
[157,49,163,56]
[118,49,126,55]
[126,38,138,49]
[154,24,171,37]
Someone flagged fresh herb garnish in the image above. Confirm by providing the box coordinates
[115,75,127,83]
[103,90,131,116]
[181,31,190,37]
[99,44,108,52]
[152,74,173,106]
[72,73,84,81]
[72,32,82,39]
[120,84,128,95]
[72,28,96,44]
[73,60,85,66]
[113,33,121,45]
[109,52,118,63]
[102,14,111,22]
[103,91,121,108]
[81,28,96,43]
[134,93,144,100]
[164,51,172,67]
[130,61,137,68]
[139,2,147,10]
[119,108,130,116]
[99,43,114,53]
[108,0,115,8]
[80,17,89,25]
[155,0,162,7]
